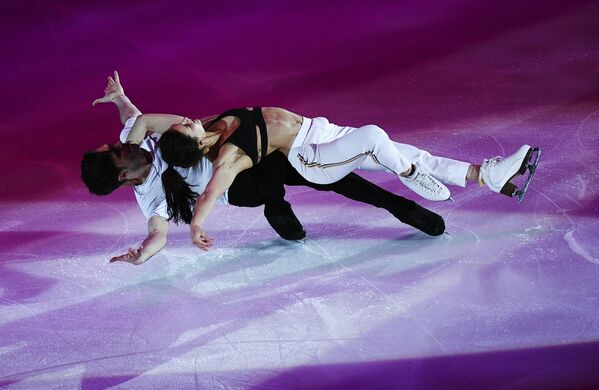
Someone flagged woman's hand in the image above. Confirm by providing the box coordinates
[93,70,125,106]
[191,224,213,251]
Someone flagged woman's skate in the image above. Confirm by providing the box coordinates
[480,144,542,202]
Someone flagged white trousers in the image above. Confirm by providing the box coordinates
[288,117,470,187]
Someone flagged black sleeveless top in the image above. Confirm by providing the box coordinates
[210,107,268,165]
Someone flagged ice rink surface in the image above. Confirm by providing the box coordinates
[1,0,599,388]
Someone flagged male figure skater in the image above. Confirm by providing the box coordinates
[82,72,445,264]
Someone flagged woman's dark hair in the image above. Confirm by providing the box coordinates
[159,129,204,224]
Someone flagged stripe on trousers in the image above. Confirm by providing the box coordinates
[296,151,399,175]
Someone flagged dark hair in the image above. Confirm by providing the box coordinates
[159,129,204,224]
[81,150,123,195]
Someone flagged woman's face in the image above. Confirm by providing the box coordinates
[171,117,206,141]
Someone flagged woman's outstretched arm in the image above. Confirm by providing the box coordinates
[126,114,221,145]
[190,145,253,250]
[126,114,187,144]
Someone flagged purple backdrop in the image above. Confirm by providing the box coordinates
[1,0,599,388]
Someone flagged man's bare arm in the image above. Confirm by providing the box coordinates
[109,216,169,265]
[92,70,142,125]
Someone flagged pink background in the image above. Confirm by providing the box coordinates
[1,1,598,388]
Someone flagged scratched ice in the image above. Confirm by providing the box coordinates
[1,1,599,388]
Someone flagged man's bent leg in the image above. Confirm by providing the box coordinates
[228,153,305,240]
[257,152,305,240]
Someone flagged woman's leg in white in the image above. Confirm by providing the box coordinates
[291,125,412,184]
[391,143,471,187]
[357,141,471,187]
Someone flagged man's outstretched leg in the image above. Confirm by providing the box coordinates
[284,162,445,236]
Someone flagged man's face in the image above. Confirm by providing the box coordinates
[94,142,152,182]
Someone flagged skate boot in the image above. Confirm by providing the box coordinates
[391,199,446,236]
[480,144,541,203]
[264,202,306,240]
[400,164,451,201]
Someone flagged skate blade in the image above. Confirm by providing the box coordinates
[517,147,534,175]
[498,147,533,197]
[527,147,541,174]
[499,147,541,200]
[515,147,541,203]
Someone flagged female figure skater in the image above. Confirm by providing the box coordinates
[126,107,539,250]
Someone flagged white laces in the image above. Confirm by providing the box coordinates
[413,172,444,194]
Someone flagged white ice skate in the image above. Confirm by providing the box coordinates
[480,144,541,202]
[400,164,451,201]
